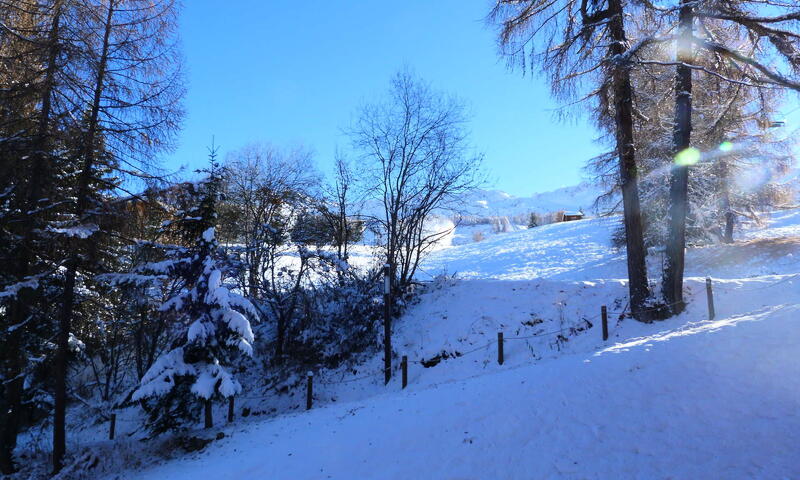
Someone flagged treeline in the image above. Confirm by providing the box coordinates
[491,0,800,320]
[455,211,575,238]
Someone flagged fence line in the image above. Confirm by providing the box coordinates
[112,271,784,430]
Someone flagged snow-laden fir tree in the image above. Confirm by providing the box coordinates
[133,155,258,433]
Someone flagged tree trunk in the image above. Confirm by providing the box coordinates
[607,0,652,321]
[663,0,694,315]
[720,160,734,243]
[0,324,24,474]
[723,210,734,243]
[275,312,286,360]
[52,258,75,473]
[53,1,116,472]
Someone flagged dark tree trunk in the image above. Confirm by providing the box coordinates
[0,320,24,474]
[247,264,259,299]
[53,2,115,472]
[52,258,75,473]
[275,313,286,360]
[663,0,694,315]
[607,0,652,321]
[720,160,735,243]
[724,210,735,243]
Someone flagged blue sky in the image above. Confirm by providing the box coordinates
[167,1,800,196]
[166,0,604,197]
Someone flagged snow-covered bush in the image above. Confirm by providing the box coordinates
[249,257,393,391]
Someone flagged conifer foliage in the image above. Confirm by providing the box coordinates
[133,155,258,433]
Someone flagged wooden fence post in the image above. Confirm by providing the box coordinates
[706,277,715,320]
[227,396,235,423]
[108,413,116,440]
[601,305,608,341]
[497,331,504,365]
[383,263,392,385]
[401,355,408,389]
[306,371,313,410]
[204,399,212,429]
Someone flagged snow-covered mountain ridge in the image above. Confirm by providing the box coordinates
[456,182,604,217]
[359,182,605,221]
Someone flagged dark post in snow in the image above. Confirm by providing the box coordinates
[601,305,609,341]
[497,330,504,365]
[706,277,715,320]
[306,371,313,410]
[108,413,116,440]
[401,355,408,389]
[204,399,212,429]
[227,397,235,423]
[383,263,392,385]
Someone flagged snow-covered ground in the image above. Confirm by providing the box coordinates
[36,208,800,479]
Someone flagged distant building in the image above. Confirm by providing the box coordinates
[562,211,584,222]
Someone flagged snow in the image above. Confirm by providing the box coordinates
[190,364,241,399]
[187,319,210,343]
[122,289,800,478]
[0,278,39,299]
[132,348,194,401]
[360,183,603,220]
[48,208,800,478]
[49,223,99,238]
[424,216,625,280]
[202,227,215,243]
[222,310,254,353]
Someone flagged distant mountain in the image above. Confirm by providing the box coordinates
[360,182,606,221]
[454,182,605,218]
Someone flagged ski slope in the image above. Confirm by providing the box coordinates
[107,210,800,479]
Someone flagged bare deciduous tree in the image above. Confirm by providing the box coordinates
[221,143,320,359]
[312,152,365,271]
[350,70,483,288]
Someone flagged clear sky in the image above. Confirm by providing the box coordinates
[166,0,605,197]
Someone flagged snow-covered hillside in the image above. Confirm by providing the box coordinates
[457,183,604,217]
[361,182,604,222]
[59,209,800,479]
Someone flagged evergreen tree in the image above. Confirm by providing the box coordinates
[527,212,540,228]
[133,155,258,433]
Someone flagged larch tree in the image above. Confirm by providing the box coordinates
[0,0,80,472]
[48,0,184,470]
[653,0,800,314]
[490,0,662,320]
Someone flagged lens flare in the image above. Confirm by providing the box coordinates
[719,141,734,152]
[674,147,701,166]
